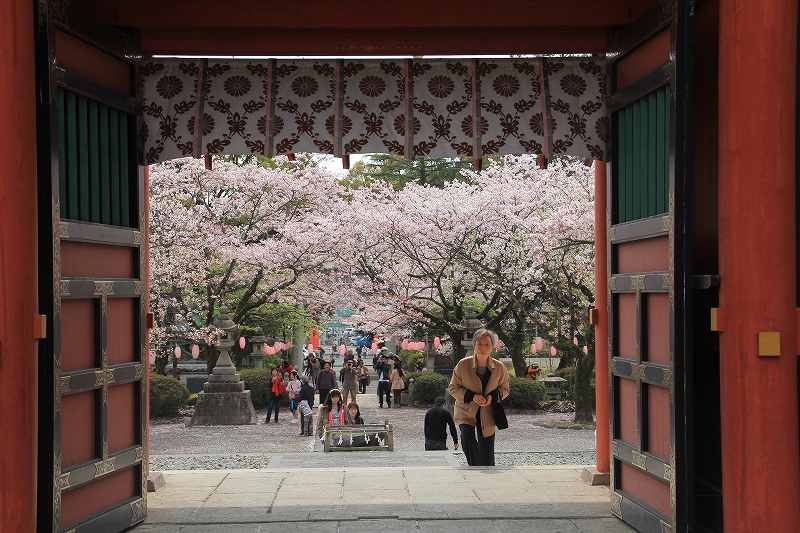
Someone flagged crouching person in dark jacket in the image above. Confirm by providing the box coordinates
[424,397,459,450]
[298,376,315,436]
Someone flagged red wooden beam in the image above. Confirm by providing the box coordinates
[718,0,800,530]
[0,1,38,530]
[139,27,611,56]
[81,0,642,30]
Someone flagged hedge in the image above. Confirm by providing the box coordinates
[410,371,449,404]
[398,349,425,370]
[507,376,545,409]
[240,368,273,409]
[150,373,190,418]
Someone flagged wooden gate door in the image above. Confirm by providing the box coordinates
[36,13,149,533]
[606,3,688,532]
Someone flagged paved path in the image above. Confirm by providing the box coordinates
[152,372,595,469]
[137,465,633,533]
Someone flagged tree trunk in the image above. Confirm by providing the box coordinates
[509,340,527,377]
[574,348,595,424]
[450,329,467,365]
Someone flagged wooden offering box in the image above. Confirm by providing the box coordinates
[323,423,395,452]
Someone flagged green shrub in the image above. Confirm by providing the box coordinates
[150,373,190,418]
[410,371,449,404]
[240,368,272,409]
[399,349,425,370]
[507,376,545,409]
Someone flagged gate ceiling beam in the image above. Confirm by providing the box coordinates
[78,0,643,30]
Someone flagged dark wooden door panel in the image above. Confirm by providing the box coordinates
[607,4,683,532]
[41,14,148,532]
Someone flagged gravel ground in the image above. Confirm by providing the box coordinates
[151,379,596,470]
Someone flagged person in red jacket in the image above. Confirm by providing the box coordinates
[265,368,285,424]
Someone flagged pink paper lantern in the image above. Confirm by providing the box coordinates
[149,351,155,364]
[265,345,275,356]
[174,345,181,359]
[530,342,537,354]
[339,345,347,356]
[307,343,314,352]
[371,342,379,352]
[191,344,200,359]
[274,341,283,352]
[433,336,442,350]
[573,336,579,346]
[262,343,269,354]
[239,336,246,350]
[550,345,558,357]
[583,345,589,354]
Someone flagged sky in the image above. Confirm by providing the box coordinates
[318,154,366,176]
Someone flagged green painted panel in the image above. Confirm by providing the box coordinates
[56,90,136,227]
[120,114,130,227]
[89,101,101,223]
[613,86,670,224]
[57,89,66,216]
[78,97,90,221]
[110,110,121,226]
[99,106,111,225]
[647,93,657,217]
[65,92,79,220]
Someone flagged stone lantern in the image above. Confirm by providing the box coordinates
[189,315,257,426]
[460,307,484,357]
[248,335,267,369]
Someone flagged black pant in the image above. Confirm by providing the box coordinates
[359,379,368,394]
[265,396,280,422]
[318,388,331,406]
[377,381,391,407]
[459,424,495,466]
[299,412,313,435]
[425,439,448,451]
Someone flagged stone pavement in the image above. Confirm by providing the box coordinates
[137,465,633,532]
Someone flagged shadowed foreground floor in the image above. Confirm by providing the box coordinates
[137,464,632,532]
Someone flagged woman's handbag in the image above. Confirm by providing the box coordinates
[491,400,509,430]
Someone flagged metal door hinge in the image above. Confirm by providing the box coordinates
[34,314,47,340]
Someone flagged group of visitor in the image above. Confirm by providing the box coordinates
[261,329,509,467]
[373,353,406,407]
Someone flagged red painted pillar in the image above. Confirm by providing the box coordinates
[0,0,38,530]
[718,1,800,531]
[593,160,610,474]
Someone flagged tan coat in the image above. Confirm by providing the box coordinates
[390,369,406,391]
[447,354,510,438]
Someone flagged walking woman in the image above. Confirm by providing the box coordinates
[265,368,285,424]
[390,365,406,407]
[316,360,338,407]
[358,364,370,394]
[316,389,352,437]
[447,328,510,466]
[286,370,302,422]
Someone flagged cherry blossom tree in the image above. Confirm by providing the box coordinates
[148,156,341,364]
[329,155,594,372]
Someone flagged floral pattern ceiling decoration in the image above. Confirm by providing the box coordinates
[139,57,607,164]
